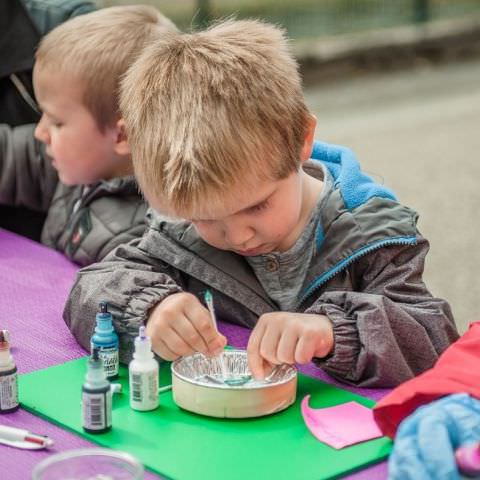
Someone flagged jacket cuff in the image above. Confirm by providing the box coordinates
[117,283,182,363]
[127,284,182,325]
[308,303,360,380]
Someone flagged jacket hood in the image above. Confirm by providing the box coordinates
[299,141,417,304]
[310,141,397,210]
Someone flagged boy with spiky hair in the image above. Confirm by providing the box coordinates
[65,20,457,385]
[0,6,177,265]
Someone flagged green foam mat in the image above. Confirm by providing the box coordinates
[19,358,391,480]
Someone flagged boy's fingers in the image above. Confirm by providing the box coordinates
[161,324,196,358]
[258,327,282,366]
[249,351,265,379]
[247,321,267,379]
[276,330,298,365]
[295,334,317,364]
[208,336,226,356]
[205,333,228,357]
[185,302,224,354]
[153,337,181,361]
[171,315,210,355]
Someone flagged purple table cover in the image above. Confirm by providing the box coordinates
[0,229,389,479]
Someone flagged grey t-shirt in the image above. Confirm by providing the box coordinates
[246,166,332,311]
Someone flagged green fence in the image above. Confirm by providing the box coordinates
[98,0,480,38]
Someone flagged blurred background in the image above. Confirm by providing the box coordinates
[97,0,479,37]
[96,0,480,333]
[3,0,477,333]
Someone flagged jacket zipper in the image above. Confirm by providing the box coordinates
[295,236,417,311]
[64,186,94,242]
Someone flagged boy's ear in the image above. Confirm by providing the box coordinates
[113,118,130,156]
[300,114,317,164]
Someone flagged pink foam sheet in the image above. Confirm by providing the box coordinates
[301,395,384,449]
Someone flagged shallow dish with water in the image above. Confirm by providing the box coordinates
[171,349,297,418]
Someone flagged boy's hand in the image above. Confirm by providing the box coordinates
[146,292,227,361]
[247,312,334,379]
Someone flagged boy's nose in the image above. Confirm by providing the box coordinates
[34,116,50,145]
[225,225,255,250]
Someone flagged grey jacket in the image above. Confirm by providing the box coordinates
[64,141,458,387]
[0,123,147,266]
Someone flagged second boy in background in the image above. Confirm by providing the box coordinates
[0,5,177,266]
[65,20,458,385]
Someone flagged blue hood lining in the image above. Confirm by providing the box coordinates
[311,141,397,210]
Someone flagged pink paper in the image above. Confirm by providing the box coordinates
[301,395,383,449]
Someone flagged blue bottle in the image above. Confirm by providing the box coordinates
[90,302,119,380]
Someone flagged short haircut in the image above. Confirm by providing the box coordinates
[35,5,177,129]
[120,19,310,218]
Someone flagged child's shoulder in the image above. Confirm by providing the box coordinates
[307,142,420,264]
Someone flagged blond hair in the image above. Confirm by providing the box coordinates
[35,5,177,129]
[120,19,310,218]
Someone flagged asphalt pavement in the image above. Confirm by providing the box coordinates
[304,57,480,333]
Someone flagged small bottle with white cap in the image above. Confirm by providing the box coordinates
[0,330,19,413]
[82,348,112,433]
[129,326,159,411]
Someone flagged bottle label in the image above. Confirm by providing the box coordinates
[82,391,112,430]
[97,347,119,378]
[0,373,18,411]
[130,370,159,409]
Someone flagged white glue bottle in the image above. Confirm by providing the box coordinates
[129,326,159,411]
[0,330,19,414]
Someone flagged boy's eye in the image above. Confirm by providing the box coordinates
[248,200,269,214]
[44,114,63,128]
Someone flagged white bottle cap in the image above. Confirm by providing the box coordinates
[133,326,154,360]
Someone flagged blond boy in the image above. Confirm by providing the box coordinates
[65,20,457,386]
[0,6,176,265]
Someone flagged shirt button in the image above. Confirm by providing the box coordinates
[265,256,279,272]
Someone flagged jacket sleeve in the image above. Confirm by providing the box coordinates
[69,201,149,267]
[0,123,58,211]
[373,321,480,438]
[63,234,184,363]
[308,236,459,388]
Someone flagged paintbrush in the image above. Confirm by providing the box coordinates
[204,290,228,380]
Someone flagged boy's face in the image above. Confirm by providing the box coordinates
[148,115,319,255]
[33,67,129,186]
[153,167,320,255]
